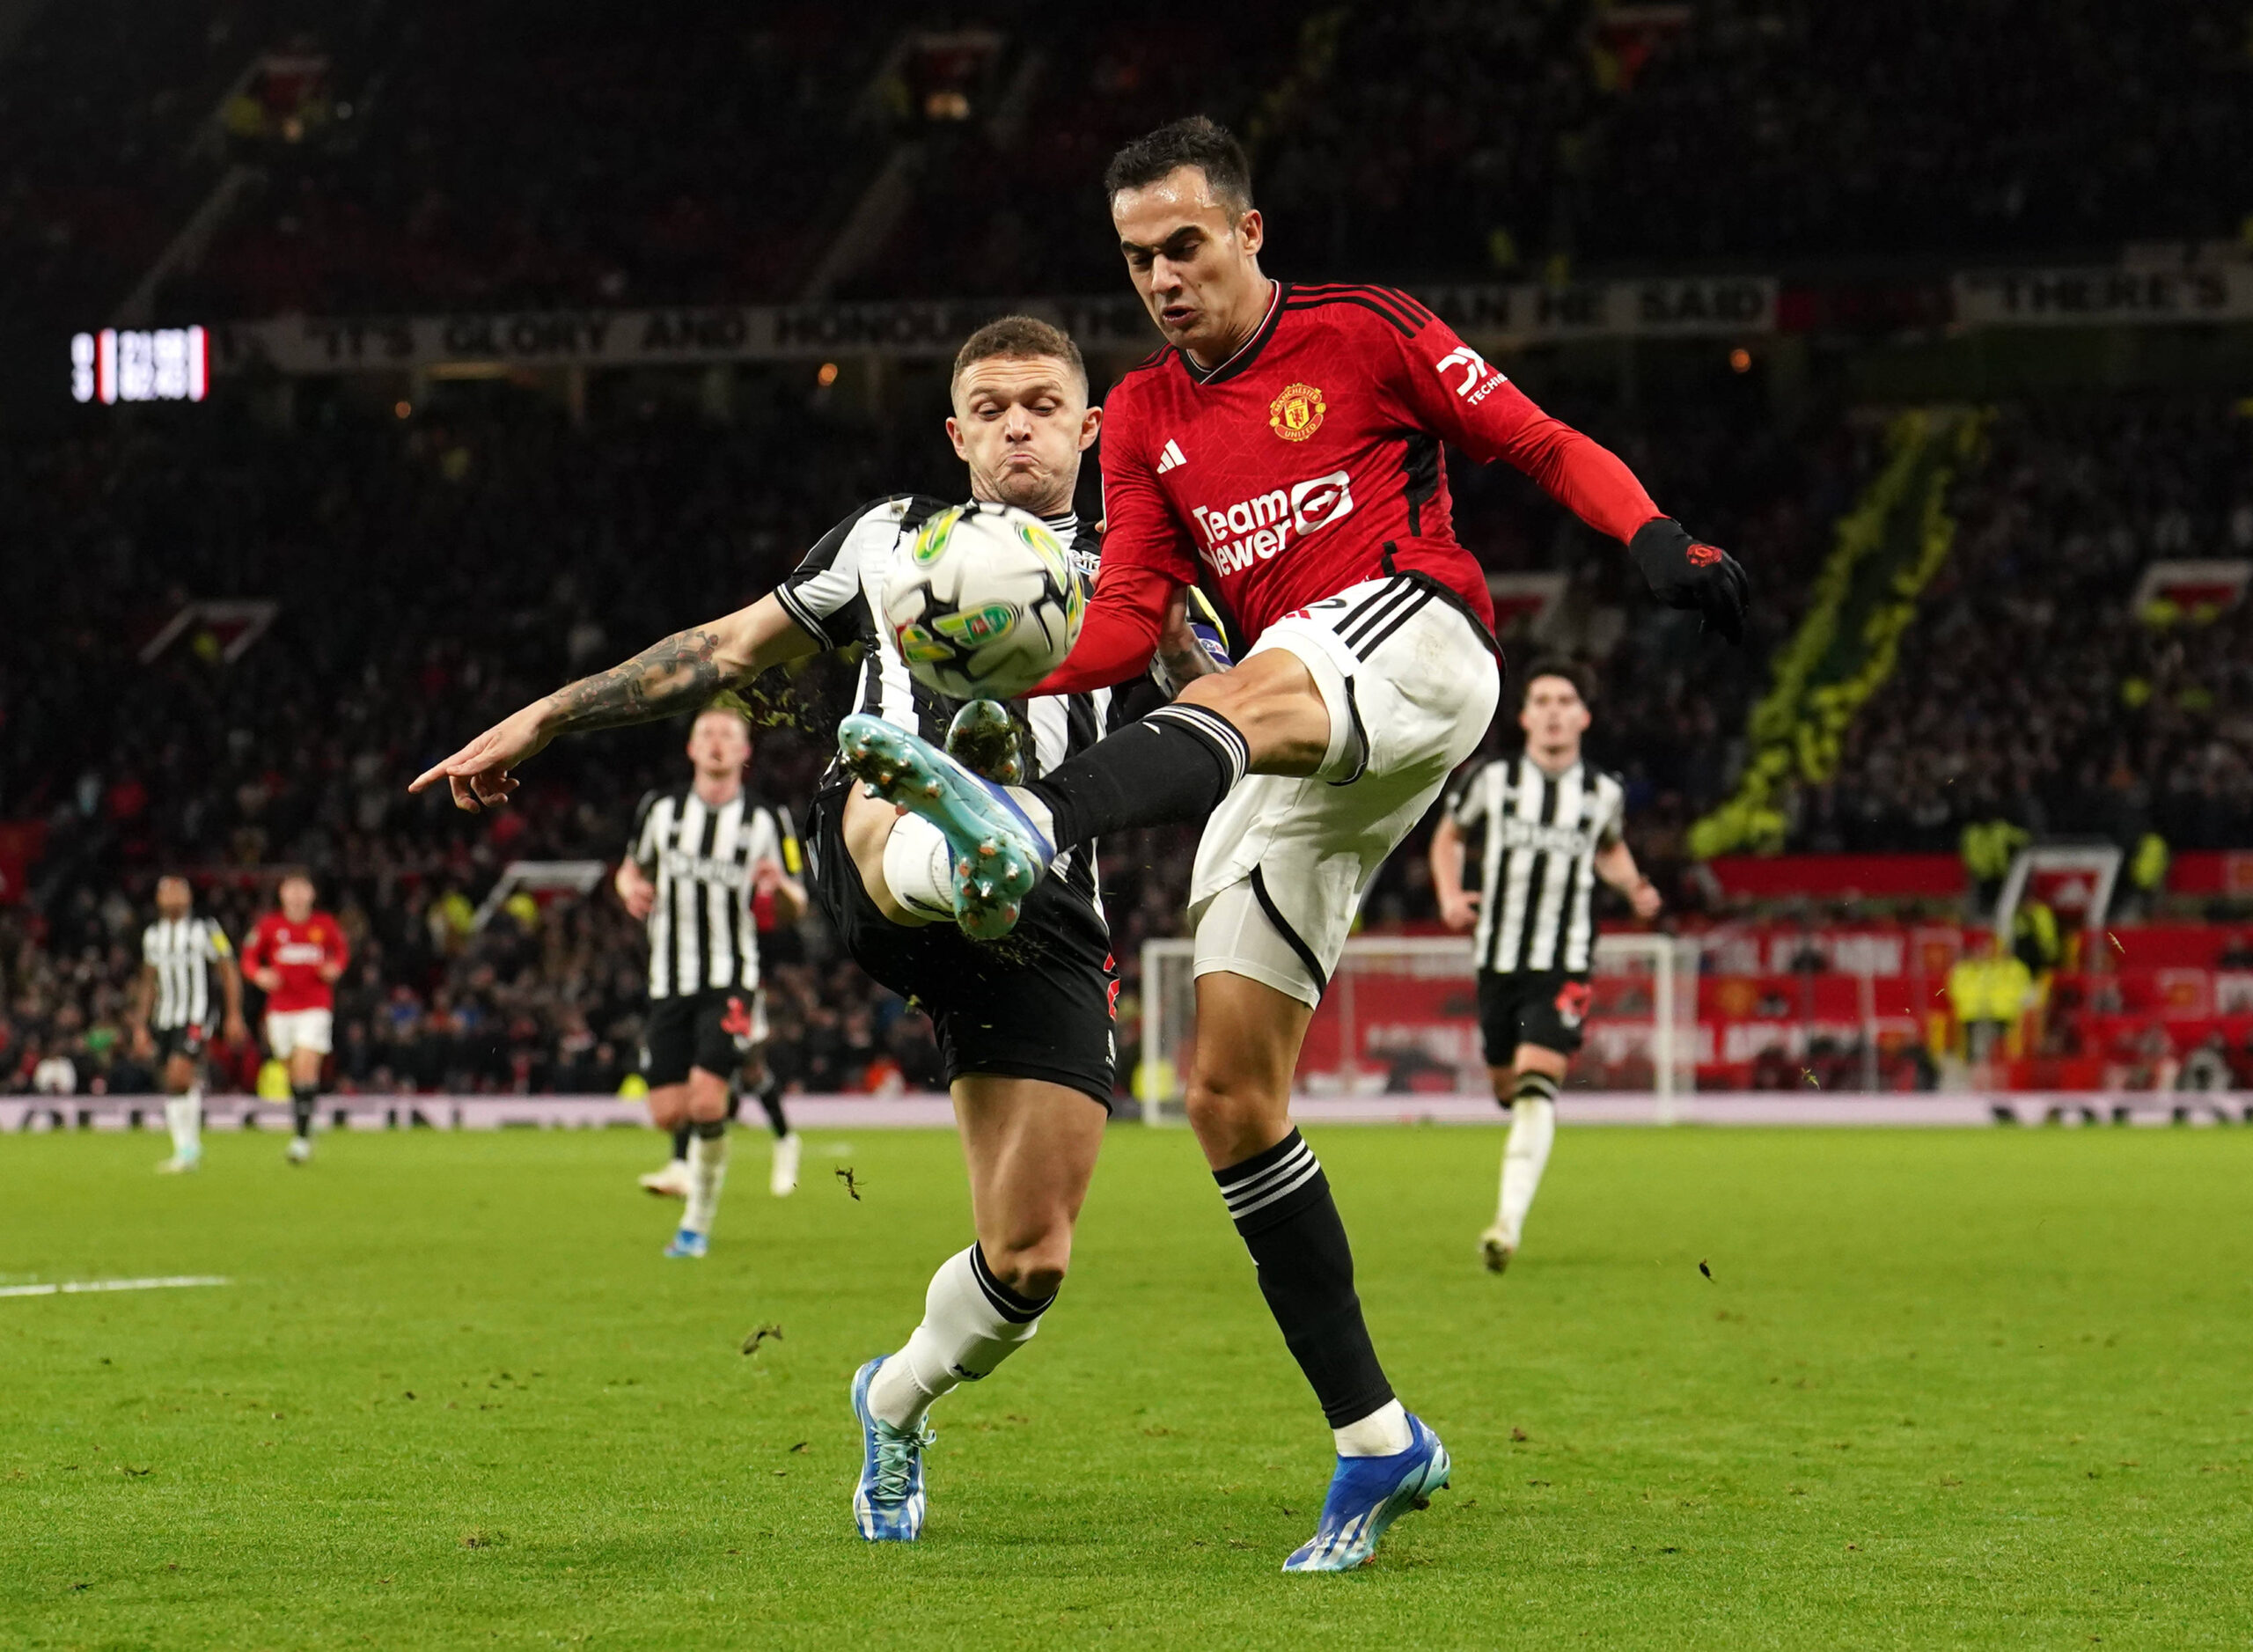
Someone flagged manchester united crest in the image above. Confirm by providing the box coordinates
[1268,382,1325,442]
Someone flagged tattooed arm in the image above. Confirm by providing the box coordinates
[409,594,818,811]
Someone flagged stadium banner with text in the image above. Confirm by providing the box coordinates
[1952,265,2253,327]
[203,278,1780,375]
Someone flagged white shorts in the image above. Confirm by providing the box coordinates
[266,1008,334,1058]
[1188,575,1501,1009]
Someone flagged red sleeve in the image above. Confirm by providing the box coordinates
[242,918,270,973]
[1389,308,1662,545]
[1032,384,1197,695]
[324,918,350,973]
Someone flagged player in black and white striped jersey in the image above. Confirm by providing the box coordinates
[614,704,806,1259]
[412,315,1224,1543]
[1430,661,1662,1272]
[128,875,246,1173]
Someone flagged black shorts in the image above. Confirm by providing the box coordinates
[151,1023,208,1064]
[1476,969,1593,1067]
[642,988,761,1088]
[808,789,1118,1112]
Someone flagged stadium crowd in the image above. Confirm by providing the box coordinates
[11,0,2247,341]
[1805,400,2253,854]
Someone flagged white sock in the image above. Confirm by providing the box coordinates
[1334,1398,1413,1457]
[683,1127,729,1234]
[867,1245,1048,1431]
[1499,1095,1557,1243]
[165,1093,202,1156]
[880,817,958,920]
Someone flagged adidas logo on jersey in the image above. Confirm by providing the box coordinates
[1156,438,1187,474]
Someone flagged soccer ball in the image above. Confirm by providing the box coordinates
[882,502,1087,700]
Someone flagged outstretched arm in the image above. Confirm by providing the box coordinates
[1034,390,1206,696]
[1391,307,1747,642]
[1034,558,1180,695]
[410,594,819,811]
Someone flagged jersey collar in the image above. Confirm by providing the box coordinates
[967,501,1078,538]
[1178,280,1288,387]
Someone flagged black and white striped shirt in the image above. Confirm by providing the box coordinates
[141,915,232,1029]
[1448,755,1626,974]
[777,496,1117,905]
[627,789,797,999]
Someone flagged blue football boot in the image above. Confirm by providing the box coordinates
[836,713,1053,940]
[1281,1413,1451,1572]
[663,1228,708,1259]
[850,1356,933,1542]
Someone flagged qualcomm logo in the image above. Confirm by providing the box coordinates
[1189,470,1355,576]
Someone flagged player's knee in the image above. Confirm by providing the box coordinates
[646,1084,687,1128]
[686,1071,731,1121]
[1179,650,1329,774]
[1185,1068,1288,1162]
[982,1232,1070,1301]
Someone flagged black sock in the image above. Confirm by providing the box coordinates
[670,1125,693,1162]
[754,1077,789,1140]
[1504,1070,1559,1113]
[1215,1128,1393,1429]
[1026,705,1248,849]
[693,1118,727,1143]
[290,1085,316,1139]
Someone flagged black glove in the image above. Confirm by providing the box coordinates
[1629,517,1749,645]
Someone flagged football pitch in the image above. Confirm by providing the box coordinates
[4,1123,2249,1649]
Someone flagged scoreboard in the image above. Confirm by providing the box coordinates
[70,327,209,405]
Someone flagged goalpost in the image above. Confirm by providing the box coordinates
[1135,931,1696,1126]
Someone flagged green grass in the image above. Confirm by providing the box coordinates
[3,1123,2249,1649]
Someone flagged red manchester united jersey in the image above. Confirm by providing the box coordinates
[1040,281,1663,693]
[245,910,348,1013]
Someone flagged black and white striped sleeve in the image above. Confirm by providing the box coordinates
[769,804,803,877]
[203,920,233,960]
[745,804,784,872]
[1447,760,1493,826]
[774,496,908,650]
[627,789,664,870]
[1596,771,1627,849]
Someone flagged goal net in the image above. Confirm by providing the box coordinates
[1134,932,1696,1125]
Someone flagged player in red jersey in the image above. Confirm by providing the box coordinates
[835,117,1747,1571]
[244,871,349,1164]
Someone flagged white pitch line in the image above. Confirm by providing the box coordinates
[0,1275,230,1299]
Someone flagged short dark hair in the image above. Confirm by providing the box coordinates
[1519,658,1593,709]
[951,313,1087,397]
[1104,115,1253,214]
